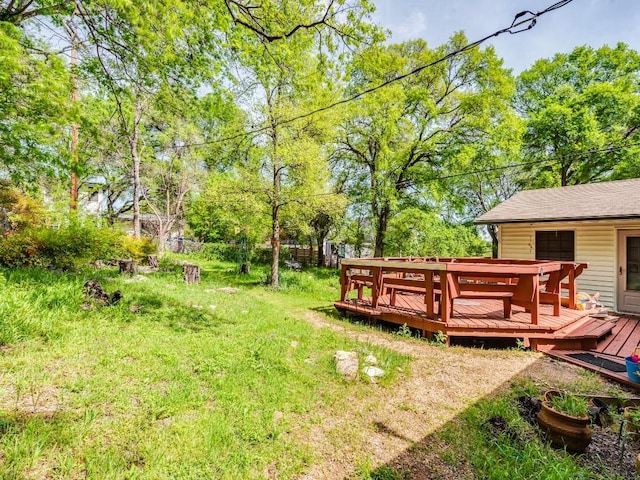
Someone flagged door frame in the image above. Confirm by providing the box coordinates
[617,229,640,314]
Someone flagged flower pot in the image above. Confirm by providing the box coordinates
[624,406,640,437]
[536,391,592,453]
[625,357,640,383]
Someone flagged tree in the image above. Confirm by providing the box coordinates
[385,208,487,257]
[226,0,376,287]
[443,111,524,257]
[333,34,513,257]
[516,43,640,187]
[0,22,71,182]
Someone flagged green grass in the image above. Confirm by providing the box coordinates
[0,261,409,478]
[0,260,629,479]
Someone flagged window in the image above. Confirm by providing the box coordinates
[535,230,575,261]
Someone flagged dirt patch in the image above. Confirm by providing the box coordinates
[297,310,633,479]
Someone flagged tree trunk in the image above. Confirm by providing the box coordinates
[271,212,280,287]
[68,21,79,212]
[147,255,158,268]
[487,224,499,258]
[183,264,200,284]
[119,259,138,275]
[131,97,142,238]
[270,118,281,288]
[373,204,390,257]
[316,234,325,267]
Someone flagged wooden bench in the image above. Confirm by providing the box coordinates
[448,277,516,319]
[384,274,516,319]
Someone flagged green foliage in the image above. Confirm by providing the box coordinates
[334,34,513,256]
[0,180,46,233]
[196,243,238,263]
[0,223,156,270]
[430,330,448,346]
[394,323,413,338]
[385,209,489,257]
[0,22,71,182]
[516,43,640,188]
[118,236,157,261]
[0,261,407,477]
[548,392,589,417]
[454,391,600,479]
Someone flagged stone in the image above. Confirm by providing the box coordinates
[362,366,385,378]
[272,411,284,424]
[334,350,359,380]
[364,354,378,365]
[217,287,240,294]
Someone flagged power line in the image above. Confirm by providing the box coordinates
[432,141,640,183]
[198,140,640,206]
[176,0,575,149]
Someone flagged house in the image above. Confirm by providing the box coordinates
[475,178,640,314]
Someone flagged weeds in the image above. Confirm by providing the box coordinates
[0,261,406,478]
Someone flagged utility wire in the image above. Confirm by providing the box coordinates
[200,140,640,205]
[177,0,575,149]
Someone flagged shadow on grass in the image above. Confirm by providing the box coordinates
[349,358,640,480]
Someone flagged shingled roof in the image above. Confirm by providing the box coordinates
[475,178,640,224]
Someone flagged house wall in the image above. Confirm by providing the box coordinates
[498,219,640,310]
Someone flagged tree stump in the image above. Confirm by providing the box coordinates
[147,254,159,268]
[118,259,138,275]
[183,264,201,284]
[239,263,250,274]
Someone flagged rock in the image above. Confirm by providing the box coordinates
[364,354,378,365]
[217,287,240,294]
[362,366,384,378]
[334,350,359,380]
[209,305,216,310]
[272,411,284,424]
[124,275,148,283]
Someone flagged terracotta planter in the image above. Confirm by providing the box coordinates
[536,391,592,453]
[624,406,640,437]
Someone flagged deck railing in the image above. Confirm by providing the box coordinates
[339,258,588,326]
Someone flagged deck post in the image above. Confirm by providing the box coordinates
[424,271,434,318]
[371,267,382,308]
[441,272,451,323]
[340,265,349,301]
[531,275,540,325]
[568,266,576,309]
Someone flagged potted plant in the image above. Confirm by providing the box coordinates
[537,390,592,452]
[624,405,640,437]
[625,351,640,383]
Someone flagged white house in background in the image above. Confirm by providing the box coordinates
[80,179,109,215]
[475,178,640,314]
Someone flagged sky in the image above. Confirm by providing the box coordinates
[371,0,640,73]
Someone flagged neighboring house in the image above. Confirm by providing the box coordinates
[475,178,640,314]
[79,180,109,215]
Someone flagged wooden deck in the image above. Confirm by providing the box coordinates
[335,293,613,350]
[547,314,640,390]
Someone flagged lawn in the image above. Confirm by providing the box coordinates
[0,260,636,479]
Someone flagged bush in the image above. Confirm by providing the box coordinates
[0,223,157,270]
[197,242,240,262]
[119,236,157,262]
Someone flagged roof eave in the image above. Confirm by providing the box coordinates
[475,214,640,225]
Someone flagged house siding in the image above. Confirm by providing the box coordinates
[498,220,640,310]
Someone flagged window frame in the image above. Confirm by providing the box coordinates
[535,230,575,262]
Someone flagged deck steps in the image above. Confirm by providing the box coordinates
[531,316,616,351]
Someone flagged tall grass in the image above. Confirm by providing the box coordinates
[0,261,407,478]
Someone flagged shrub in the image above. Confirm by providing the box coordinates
[0,223,157,270]
[119,236,157,261]
[197,242,239,262]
